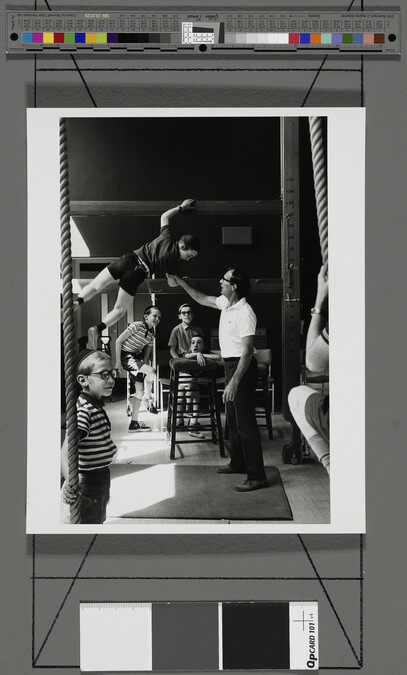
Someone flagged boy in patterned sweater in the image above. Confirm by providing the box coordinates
[61,349,117,524]
[115,305,161,432]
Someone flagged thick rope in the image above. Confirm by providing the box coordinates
[60,118,80,524]
[309,117,328,274]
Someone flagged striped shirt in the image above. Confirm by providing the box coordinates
[77,392,117,472]
[121,321,155,354]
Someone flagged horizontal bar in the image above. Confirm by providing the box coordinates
[70,200,282,217]
[74,278,283,294]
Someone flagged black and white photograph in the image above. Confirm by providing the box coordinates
[26,107,365,533]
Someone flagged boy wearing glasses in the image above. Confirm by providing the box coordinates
[168,303,204,359]
[61,349,118,524]
[168,303,205,429]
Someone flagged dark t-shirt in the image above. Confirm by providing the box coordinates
[134,224,180,274]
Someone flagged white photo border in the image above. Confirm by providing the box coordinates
[26,107,365,534]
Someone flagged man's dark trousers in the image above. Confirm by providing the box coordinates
[224,357,267,481]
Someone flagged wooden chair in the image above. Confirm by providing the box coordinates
[166,359,225,460]
[254,349,274,440]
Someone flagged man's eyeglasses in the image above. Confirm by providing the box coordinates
[221,276,232,283]
[89,369,119,381]
[180,310,192,315]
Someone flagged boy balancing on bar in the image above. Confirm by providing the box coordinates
[115,305,161,433]
[61,349,118,524]
[74,199,199,349]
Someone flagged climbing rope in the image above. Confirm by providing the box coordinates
[309,117,328,274]
[60,118,80,524]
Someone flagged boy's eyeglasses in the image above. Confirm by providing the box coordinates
[89,369,119,381]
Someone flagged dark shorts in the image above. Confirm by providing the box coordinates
[78,467,111,524]
[108,253,147,296]
[121,351,146,383]
[305,393,329,444]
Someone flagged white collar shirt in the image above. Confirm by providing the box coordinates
[215,295,257,358]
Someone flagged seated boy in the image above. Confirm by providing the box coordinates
[61,349,118,524]
[178,335,221,439]
[168,302,204,359]
[168,303,204,428]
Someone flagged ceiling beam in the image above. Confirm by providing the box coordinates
[70,200,282,217]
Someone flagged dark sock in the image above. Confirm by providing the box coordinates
[97,322,107,333]
[77,297,84,305]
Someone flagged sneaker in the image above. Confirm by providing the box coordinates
[188,429,205,439]
[142,398,159,415]
[184,418,203,429]
[87,326,100,350]
[128,421,151,433]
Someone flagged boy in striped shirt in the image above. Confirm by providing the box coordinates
[115,305,161,432]
[62,349,117,524]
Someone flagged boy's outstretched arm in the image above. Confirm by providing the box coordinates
[160,199,196,229]
[166,274,218,309]
[306,266,329,373]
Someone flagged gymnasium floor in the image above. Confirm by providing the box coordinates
[103,400,330,526]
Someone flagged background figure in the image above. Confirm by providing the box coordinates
[168,303,205,359]
[115,305,161,433]
[288,267,330,474]
[74,199,198,349]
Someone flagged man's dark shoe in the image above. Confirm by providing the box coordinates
[217,465,245,475]
[235,479,269,492]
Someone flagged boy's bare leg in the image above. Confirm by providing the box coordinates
[144,378,153,400]
[188,387,205,438]
[102,287,134,328]
[87,287,133,349]
[177,387,186,427]
[288,385,330,475]
[128,381,151,432]
[76,267,114,305]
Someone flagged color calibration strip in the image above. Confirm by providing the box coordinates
[6,10,400,54]
[80,601,319,671]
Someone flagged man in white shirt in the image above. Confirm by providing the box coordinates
[166,267,268,492]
